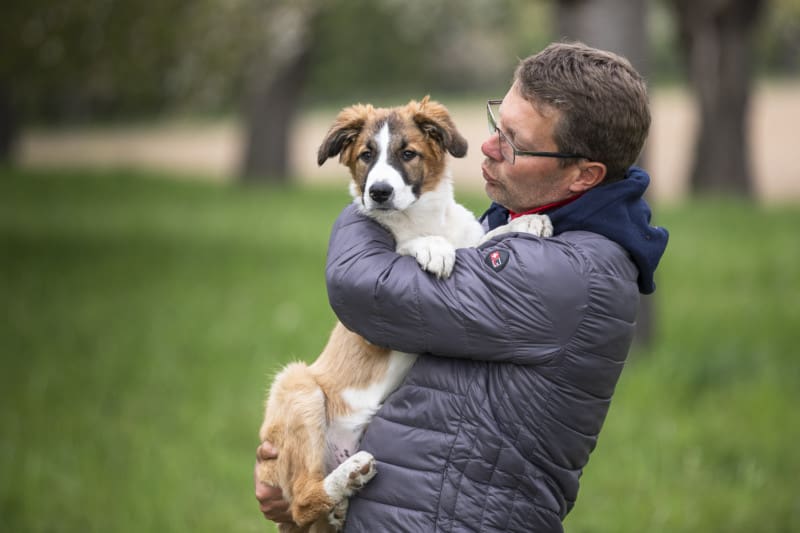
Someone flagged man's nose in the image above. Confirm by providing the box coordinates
[481,134,503,161]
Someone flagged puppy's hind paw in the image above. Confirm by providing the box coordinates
[344,451,376,492]
[325,452,374,531]
[323,451,377,502]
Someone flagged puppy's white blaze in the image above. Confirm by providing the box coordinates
[363,123,417,211]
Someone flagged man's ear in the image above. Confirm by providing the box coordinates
[569,161,607,193]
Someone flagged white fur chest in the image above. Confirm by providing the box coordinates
[325,351,417,470]
[368,178,484,249]
[340,350,417,423]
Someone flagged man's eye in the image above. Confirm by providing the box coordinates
[359,151,372,163]
[401,150,417,161]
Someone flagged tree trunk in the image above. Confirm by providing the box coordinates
[555,0,656,347]
[239,4,318,183]
[0,82,19,165]
[555,0,648,76]
[672,0,765,196]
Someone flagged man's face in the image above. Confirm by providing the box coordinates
[480,83,580,213]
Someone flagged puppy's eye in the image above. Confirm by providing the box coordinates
[359,151,372,163]
[401,150,417,161]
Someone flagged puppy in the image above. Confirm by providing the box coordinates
[257,97,552,532]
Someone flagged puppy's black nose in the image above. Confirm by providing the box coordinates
[369,182,393,204]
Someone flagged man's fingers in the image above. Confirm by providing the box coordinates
[255,480,283,501]
[255,442,293,524]
[259,496,290,515]
[255,482,293,523]
[256,441,278,461]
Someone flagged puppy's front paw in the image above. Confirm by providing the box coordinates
[397,236,456,278]
[479,214,553,245]
[507,214,553,237]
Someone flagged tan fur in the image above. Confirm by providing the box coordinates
[258,324,391,532]
[259,98,470,532]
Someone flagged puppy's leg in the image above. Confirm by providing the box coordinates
[288,451,376,529]
[259,363,332,528]
[323,451,376,530]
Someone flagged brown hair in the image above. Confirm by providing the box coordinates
[514,41,650,182]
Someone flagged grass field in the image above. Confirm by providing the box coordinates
[1,168,799,532]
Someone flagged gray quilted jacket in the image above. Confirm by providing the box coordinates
[326,169,668,532]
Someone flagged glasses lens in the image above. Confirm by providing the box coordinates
[497,129,514,164]
[487,102,514,164]
[486,102,497,135]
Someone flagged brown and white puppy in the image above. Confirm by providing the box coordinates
[257,97,552,533]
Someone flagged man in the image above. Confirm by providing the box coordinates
[256,41,669,531]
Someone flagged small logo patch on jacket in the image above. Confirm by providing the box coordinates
[484,249,510,272]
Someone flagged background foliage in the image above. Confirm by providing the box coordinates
[3,0,797,123]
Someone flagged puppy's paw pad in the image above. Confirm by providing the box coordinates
[344,451,376,490]
[324,451,376,501]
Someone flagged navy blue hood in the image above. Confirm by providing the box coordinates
[481,166,669,294]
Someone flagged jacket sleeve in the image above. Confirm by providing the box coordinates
[325,204,591,365]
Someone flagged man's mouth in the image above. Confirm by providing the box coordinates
[481,164,497,184]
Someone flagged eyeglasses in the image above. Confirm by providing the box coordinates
[486,99,587,165]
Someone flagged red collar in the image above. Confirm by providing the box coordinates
[508,193,585,220]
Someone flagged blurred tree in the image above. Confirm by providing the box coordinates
[1,1,193,121]
[0,83,18,164]
[555,0,649,75]
[308,0,519,101]
[554,0,656,347]
[238,0,320,183]
[0,0,199,167]
[758,0,800,74]
[239,0,519,182]
[669,0,766,196]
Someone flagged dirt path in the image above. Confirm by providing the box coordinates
[19,81,800,204]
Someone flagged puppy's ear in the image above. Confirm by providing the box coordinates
[412,96,468,159]
[317,104,373,166]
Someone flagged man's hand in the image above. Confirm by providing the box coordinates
[254,442,295,524]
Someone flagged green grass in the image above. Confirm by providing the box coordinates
[1,168,799,532]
